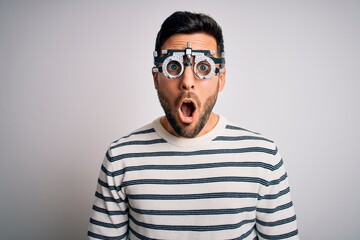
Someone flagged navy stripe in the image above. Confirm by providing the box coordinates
[102,173,287,192]
[257,201,294,214]
[127,192,258,200]
[100,172,288,197]
[122,128,156,139]
[101,164,113,176]
[98,179,124,194]
[257,229,299,239]
[214,135,273,143]
[273,159,283,171]
[121,176,271,188]
[129,205,256,216]
[258,187,290,200]
[90,218,127,229]
[231,226,256,240]
[88,231,128,239]
[129,214,256,232]
[225,125,260,135]
[268,173,288,186]
[93,205,128,216]
[256,215,297,227]
[95,191,126,204]
[110,139,166,149]
[97,178,116,190]
[104,161,280,177]
[129,226,154,240]
[109,147,277,162]
[105,151,112,162]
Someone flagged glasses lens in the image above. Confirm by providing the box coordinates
[166,60,182,77]
[195,60,212,78]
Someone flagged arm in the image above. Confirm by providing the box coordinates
[256,147,299,239]
[88,149,129,239]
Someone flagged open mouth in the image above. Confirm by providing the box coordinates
[179,100,196,123]
[181,100,195,117]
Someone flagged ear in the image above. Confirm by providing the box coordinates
[218,67,226,92]
[152,67,159,89]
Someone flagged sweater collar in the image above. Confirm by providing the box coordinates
[152,115,227,148]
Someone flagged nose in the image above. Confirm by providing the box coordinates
[180,65,195,91]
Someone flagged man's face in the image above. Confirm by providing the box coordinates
[153,33,226,138]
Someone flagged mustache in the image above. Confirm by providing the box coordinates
[174,92,200,107]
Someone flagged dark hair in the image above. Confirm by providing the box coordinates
[155,11,224,56]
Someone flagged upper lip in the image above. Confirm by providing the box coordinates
[181,98,196,108]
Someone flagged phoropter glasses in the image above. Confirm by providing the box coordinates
[152,42,225,80]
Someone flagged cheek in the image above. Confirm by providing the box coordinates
[158,79,178,93]
[198,79,219,94]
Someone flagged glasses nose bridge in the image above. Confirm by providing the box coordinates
[181,57,198,77]
[182,54,195,67]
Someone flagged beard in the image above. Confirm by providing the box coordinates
[156,83,219,138]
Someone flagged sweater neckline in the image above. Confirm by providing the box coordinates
[152,115,227,148]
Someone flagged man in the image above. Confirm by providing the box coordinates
[88,11,299,240]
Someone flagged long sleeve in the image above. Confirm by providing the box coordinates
[87,119,300,239]
[256,147,299,239]
[88,149,129,239]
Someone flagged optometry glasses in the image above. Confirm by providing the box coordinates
[153,42,225,80]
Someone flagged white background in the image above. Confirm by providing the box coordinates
[1,0,359,239]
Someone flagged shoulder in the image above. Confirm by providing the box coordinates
[107,121,163,158]
[221,120,276,147]
[217,119,281,164]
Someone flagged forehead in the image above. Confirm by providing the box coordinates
[162,33,217,52]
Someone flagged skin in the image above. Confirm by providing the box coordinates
[152,33,226,138]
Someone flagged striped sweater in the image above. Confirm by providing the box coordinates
[88,116,299,240]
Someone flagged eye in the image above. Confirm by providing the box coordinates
[199,64,209,72]
[166,60,182,75]
[196,61,211,75]
[170,63,179,71]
